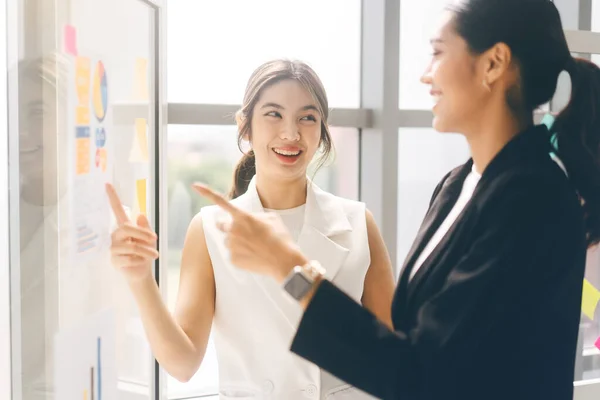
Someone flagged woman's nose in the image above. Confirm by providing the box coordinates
[420,64,433,85]
[280,123,300,141]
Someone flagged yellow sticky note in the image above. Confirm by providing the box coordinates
[129,118,149,163]
[582,279,600,320]
[135,118,149,161]
[136,179,147,216]
[134,58,148,101]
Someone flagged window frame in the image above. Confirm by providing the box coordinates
[1,0,13,398]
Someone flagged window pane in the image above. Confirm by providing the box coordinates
[396,128,470,271]
[594,3,600,32]
[11,0,156,398]
[166,124,359,398]
[167,0,361,107]
[554,0,597,32]
[399,0,447,109]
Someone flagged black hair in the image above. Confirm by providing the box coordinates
[451,0,600,247]
[229,150,256,200]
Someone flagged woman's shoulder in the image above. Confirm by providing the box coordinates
[474,161,583,231]
[319,189,366,217]
[480,156,574,203]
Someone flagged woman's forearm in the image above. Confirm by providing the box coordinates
[128,275,206,382]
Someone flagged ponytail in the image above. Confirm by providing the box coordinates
[228,150,256,199]
[552,57,600,247]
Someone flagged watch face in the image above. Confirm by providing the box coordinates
[284,273,313,300]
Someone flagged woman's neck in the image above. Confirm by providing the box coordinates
[465,105,532,174]
[255,174,307,210]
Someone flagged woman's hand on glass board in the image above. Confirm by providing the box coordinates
[106,183,159,282]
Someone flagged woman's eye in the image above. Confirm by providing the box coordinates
[301,115,317,122]
[265,111,282,118]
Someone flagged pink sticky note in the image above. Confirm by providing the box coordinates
[595,336,600,351]
[64,25,78,56]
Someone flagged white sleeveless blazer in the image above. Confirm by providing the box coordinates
[201,176,378,399]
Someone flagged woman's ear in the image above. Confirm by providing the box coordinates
[482,42,513,86]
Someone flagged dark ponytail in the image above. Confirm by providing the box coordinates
[551,58,600,247]
[228,150,256,200]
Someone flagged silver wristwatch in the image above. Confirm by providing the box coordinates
[282,260,325,301]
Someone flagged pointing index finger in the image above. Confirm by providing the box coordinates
[105,183,129,226]
[192,183,244,216]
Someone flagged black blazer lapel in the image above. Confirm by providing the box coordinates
[399,161,473,281]
[393,161,473,327]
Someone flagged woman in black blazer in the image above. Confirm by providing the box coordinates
[194,0,600,398]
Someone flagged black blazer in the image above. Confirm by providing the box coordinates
[290,125,587,400]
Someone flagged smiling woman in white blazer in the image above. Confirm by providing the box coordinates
[106,59,395,399]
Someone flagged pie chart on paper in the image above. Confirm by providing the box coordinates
[92,61,108,123]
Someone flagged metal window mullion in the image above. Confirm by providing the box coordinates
[359,0,401,274]
[161,103,374,128]
[153,1,168,399]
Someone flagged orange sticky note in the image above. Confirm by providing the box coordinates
[129,118,149,162]
[75,127,91,175]
[95,148,107,172]
[136,179,147,216]
[76,140,90,175]
[134,58,148,101]
[75,105,90,125]
[582,279,600,320]
[64,25,77,56]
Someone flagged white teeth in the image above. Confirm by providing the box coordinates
[274,149,300,156]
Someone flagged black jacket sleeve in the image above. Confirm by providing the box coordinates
[290,175,578,400]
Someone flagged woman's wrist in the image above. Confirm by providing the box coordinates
[274,245,310,284]
[299,273,323,310]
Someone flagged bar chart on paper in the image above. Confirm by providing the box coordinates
[55,309,116,400]
[82,338,103,400]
